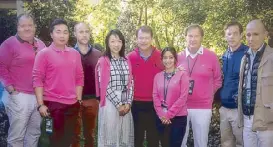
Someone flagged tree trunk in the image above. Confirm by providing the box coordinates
[170,28,175,47]
[138,7,143,26]
[144,4,147,25]
[16,0,24,16]
[154,33,161,49]
[165,26,170,46]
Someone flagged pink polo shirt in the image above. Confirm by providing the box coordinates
[0,36,46,94]
[177,48,222,109]
[33,43,84,104]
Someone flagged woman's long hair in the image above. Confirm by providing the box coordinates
[104,29,126,59]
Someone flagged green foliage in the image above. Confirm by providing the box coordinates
[87,0,121,47]
[0,10,17,44]
[25,0,77,46]
[2,0,272,51]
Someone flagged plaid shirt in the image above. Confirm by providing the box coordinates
[99,57,133,108]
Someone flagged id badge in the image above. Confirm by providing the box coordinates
[45,117,53,134]
[161,102,168,113]
[121,90,127,102]
[162,107,168,113]
[189,80,195,95]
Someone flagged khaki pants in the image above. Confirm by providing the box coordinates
[243,115,273,147]
[71,99,99,147]
[219,106,243,147]
[4,92,42,147]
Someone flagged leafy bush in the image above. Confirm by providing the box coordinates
[0,10,17,44]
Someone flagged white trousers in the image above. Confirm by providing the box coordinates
[243,115,273,147]
[3,91,42,147]
[181,109,212,147]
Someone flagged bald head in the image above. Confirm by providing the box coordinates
[74,22,89,32]
[247,20,266,32]
[74,22,91,45]
[246,19,268,51]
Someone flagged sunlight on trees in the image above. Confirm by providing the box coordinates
[21,0,273,54]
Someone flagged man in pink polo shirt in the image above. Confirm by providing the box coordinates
[0,14,46,147]
[178,24,222,147]
[33,19,84,147]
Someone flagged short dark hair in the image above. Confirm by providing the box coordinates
[224,21,243,34]
[161,47,178,64]
[17,13,35,26]
[50,18,68,33]
[184,24,204,37]
[136,25,153,37]
[104,29,126,59]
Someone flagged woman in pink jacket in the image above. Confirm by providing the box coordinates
[153,47,189,147]
[95,29,134,147]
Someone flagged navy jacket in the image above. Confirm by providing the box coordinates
[220,44,248,108]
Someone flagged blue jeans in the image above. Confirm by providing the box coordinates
[156,115,187,147]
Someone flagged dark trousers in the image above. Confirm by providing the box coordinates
[131,101,159,147]
[72,99,99,147]
[44,101,80,147]
[156,116,187,147]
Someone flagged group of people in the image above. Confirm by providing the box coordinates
[0,13,272,147]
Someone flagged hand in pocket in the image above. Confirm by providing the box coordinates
[9,91,20,97]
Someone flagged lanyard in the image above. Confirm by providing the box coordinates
[163,72,174,103]
[187,55,199,77]
[112,58,126,90]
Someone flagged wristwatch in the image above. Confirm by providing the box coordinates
[37,104,45,111]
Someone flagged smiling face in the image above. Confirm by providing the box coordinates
[108,34,123,58]
[186,27,203,53]
[162,51,176,71]
[136,30,153,51]
[17,16,36,42]
[50,24,69,47]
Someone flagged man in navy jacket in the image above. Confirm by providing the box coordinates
[220,21,248,147]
